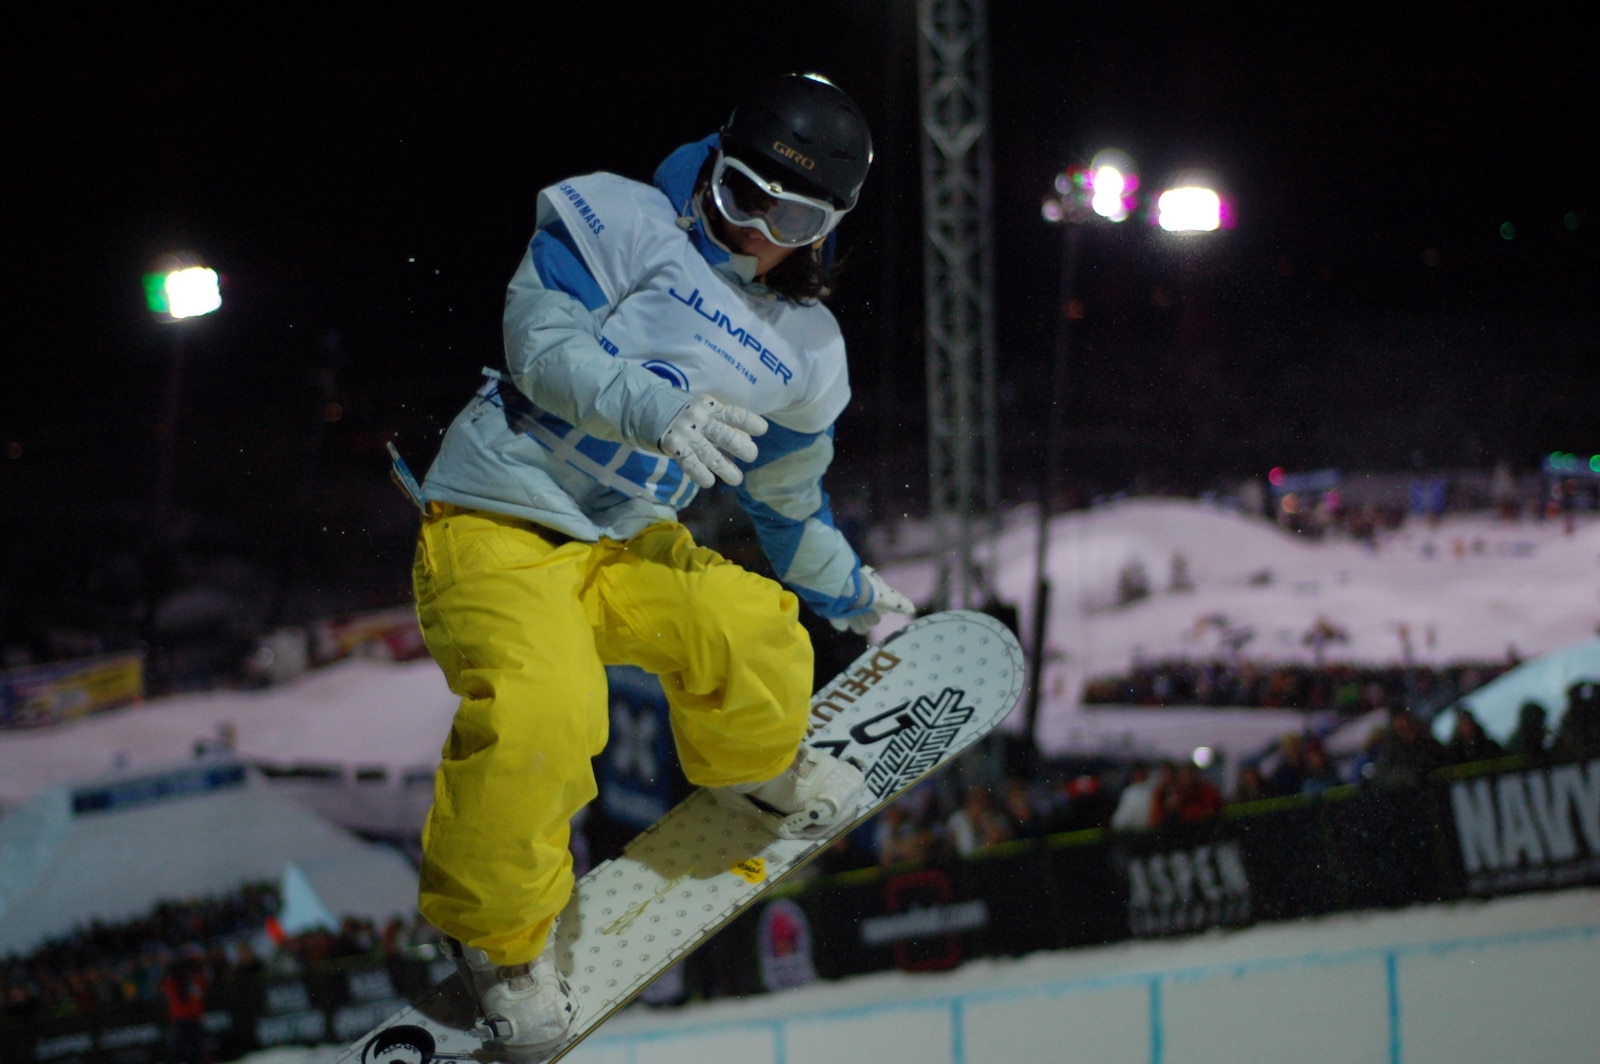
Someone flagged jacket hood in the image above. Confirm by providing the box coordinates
[654,134,727,262]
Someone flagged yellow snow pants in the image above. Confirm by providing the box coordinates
[411,504,813,966]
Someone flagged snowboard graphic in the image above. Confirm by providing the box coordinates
[337,609,1023,1063]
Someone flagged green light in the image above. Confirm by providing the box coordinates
[1591,455,1600,474]
[1499,222,1517,240]
[1548,452,1588,472]
[142,273,169,314]
[1566,212,1581,231]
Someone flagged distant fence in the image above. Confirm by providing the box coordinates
[710,751,1599,1000]
[250,762,437,841]
[3,751,1596,1063]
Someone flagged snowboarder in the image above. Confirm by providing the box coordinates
[404,73,914,1054]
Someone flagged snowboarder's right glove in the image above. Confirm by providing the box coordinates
[830,566,916,635]
[657,395,768,489]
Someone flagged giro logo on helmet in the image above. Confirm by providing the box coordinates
[772,142,817,171]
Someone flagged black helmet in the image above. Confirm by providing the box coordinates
[720,73,873,211]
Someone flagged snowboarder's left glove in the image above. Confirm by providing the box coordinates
[830,566,916,635]
[657,394,768,489]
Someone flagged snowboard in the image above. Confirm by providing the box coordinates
[336,609,1023,1064]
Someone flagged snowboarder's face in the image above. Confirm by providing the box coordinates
[704,188,799,277]
[729,221,797,277]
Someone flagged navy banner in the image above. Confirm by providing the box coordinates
[1445,755,1600,896]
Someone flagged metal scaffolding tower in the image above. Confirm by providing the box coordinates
[917,0,999,609]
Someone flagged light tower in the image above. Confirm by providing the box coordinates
[140,253,221,646]
[1024,161,1229,747]
[916,0,1000,610]
[1026,152,1140,744]
[143,254,222,533]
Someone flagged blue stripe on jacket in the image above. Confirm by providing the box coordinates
[481,380,692,507]
[530,222,608,311]
[734,421,863,617]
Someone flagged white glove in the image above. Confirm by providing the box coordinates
[656,395,768,489]
[829,566,916,635]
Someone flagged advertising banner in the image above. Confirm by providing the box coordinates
[790,862,993,980]
[252,979,327,1051]
[1445,755,1600,897]
[1042,833,1124,949]
[1113,826,1254,939]
[862,867,988,972]
[597,666,680,829]
[0,652,144,731]
[4,1004,237,1064]
[310,607,428,664]
[70,762,248,816]
[1227,802,1336,922]
[756,897,820,992]
[960,844,1061,958]
[1324,785,1446,910]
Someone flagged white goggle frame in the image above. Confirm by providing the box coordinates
[709,151,847,248]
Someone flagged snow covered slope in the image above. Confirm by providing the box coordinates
[2,503,1596,807]
[879,501,1600,752]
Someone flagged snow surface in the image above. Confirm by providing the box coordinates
[877,500,1600,752]
[3,500,1598,808]
[0,657,457,808]
[0,780,419,955]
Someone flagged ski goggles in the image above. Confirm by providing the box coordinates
[709,151,847,248]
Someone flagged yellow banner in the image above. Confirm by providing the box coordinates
[0,652,145,729]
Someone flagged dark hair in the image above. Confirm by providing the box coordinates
[762,238,842,303]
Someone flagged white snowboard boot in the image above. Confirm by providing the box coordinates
[711,744,866,839]
[451,936,575,1056]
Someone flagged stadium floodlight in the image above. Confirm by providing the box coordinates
[1041,150,1139,226]
[1157,185,1222,232]
[163,267,221,319]
[1090,166,1128,220]
[1087,150,1137,222]
[143,254,221,321]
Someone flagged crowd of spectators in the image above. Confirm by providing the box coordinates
[1082,657,1509,716]
[2,885,274,1021]
[0,883,438,1024]
[815,769,1117,873]
[813,677,1600,871]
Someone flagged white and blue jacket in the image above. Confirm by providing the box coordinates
[421,135,873,620]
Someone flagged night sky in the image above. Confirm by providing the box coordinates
[3,4,1596,647]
